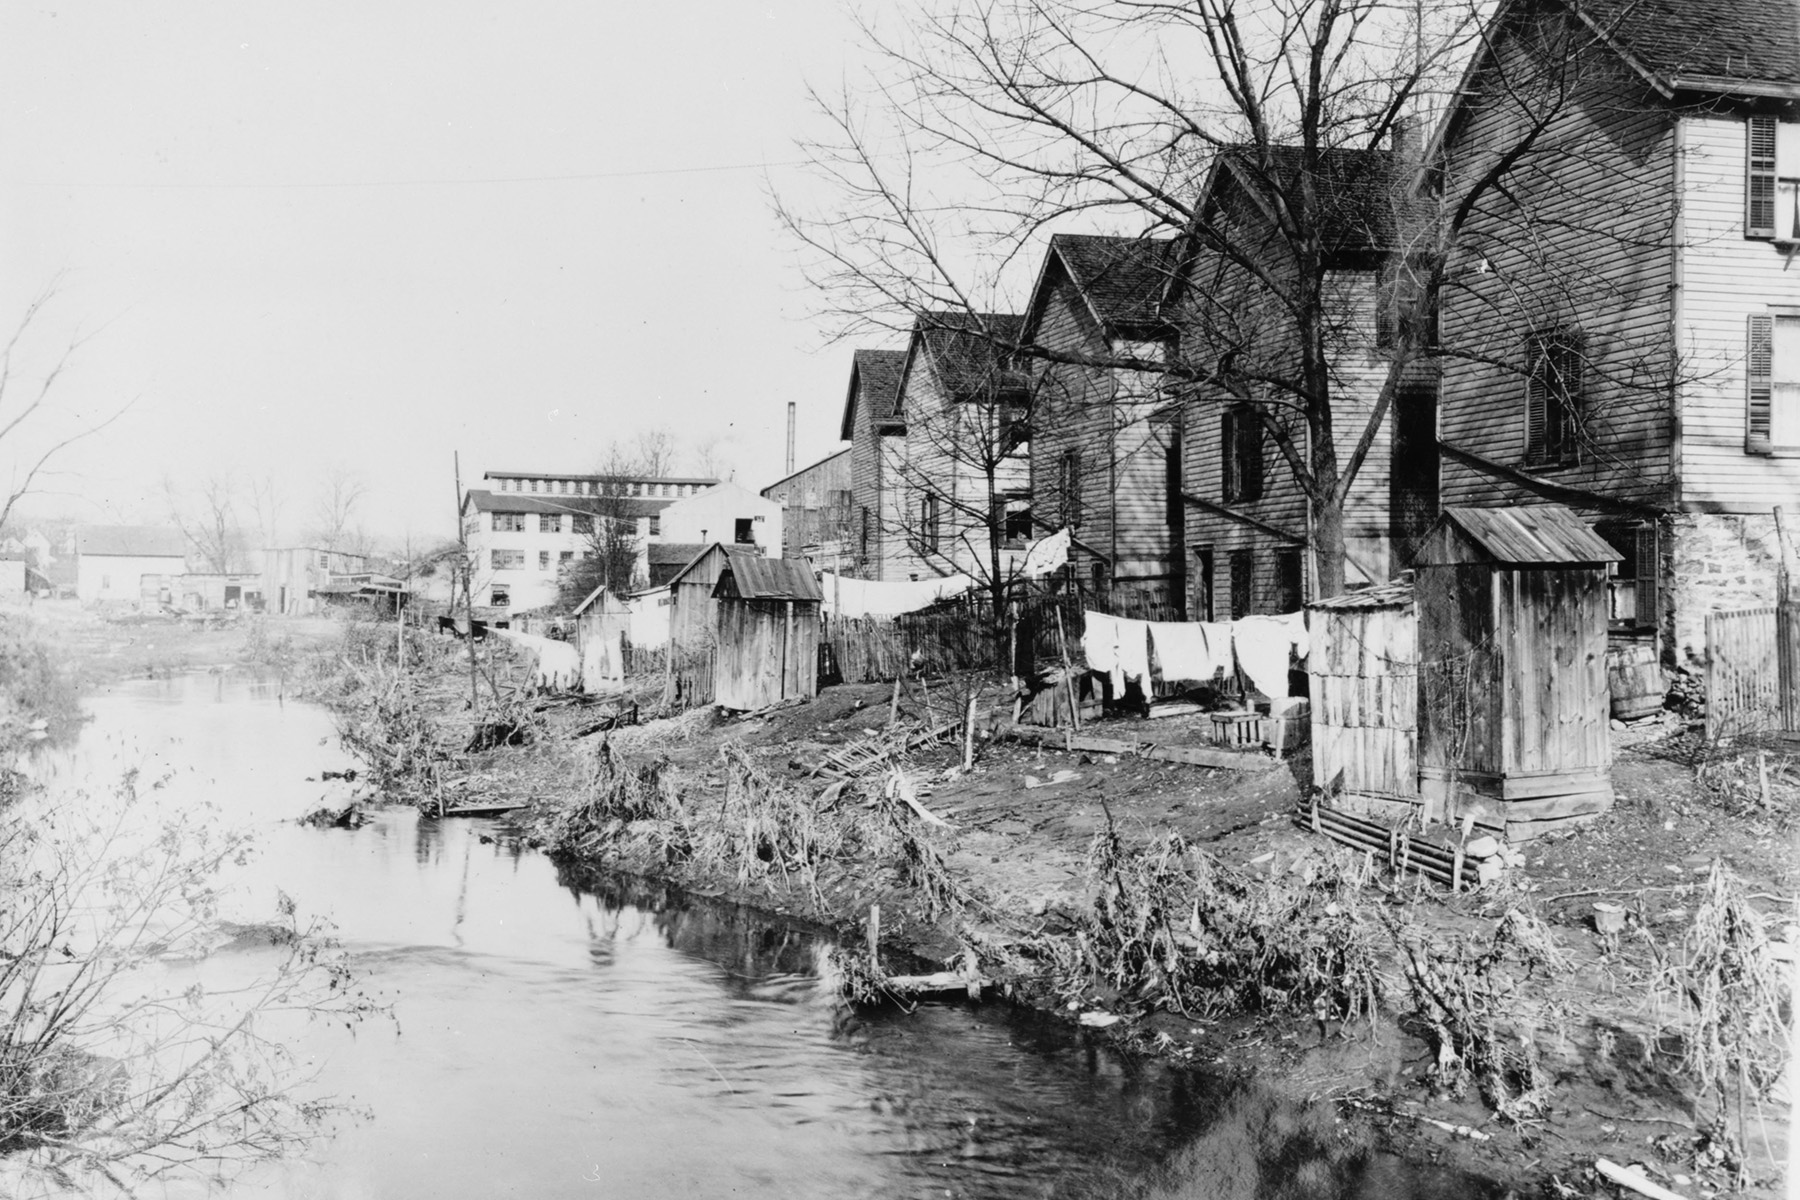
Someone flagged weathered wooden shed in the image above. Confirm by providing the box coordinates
[664,543,738,704]
[1307,578,1418,819]
[711,555,823,711]
[1414,505,1620,839]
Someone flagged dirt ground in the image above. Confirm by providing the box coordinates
[265,625,1800,1197]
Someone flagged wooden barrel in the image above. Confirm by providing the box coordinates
[1606,641,1665,720]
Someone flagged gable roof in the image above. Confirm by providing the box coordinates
[1209,145,1398,255]
[840,349,908,440]
[1022,234,1181,344]
[76,525,188,559]
[714,553,822,602]
[760,448,852,498]
[901,312,1030,407]
[1573,0,1800,97]
[1423,505,1622,565]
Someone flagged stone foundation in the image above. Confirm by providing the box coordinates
[1665,512,1788,666]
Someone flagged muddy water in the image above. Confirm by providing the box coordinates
[47,675,1500,1199]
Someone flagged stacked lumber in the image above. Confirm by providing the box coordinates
[809,719,959,780]
[1295,799,1522,891]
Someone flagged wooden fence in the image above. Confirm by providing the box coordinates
[1705,604,1800,739]
[667,645,716,707]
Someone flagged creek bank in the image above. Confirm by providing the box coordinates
[318,627,1795,1199]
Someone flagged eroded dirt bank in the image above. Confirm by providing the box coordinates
[316,621,1796,1199]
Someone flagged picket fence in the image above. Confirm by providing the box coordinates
[1705,603,1800,739]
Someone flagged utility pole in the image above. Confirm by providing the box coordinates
[454,453,480,725]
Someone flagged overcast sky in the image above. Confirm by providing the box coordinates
[0,1,884,546]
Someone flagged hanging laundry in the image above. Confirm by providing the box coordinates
[1150,622,1233,684]
[1019,528,1071,578]
[1114,618,1152,691]
[1083,610,1121,692]
[1231,613,1306,699]
[818,571,975,617]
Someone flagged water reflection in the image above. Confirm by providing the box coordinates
[48,674,1501,1200]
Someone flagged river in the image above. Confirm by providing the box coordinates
[32,673,1500,1199]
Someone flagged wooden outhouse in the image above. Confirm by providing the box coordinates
[711,555,823,711]
[572,585,630,692]
[1307,578,1418,819]
[1414,505,1620,839]
[664,543,738,704]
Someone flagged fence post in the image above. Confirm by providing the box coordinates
[1781,601,1800,733]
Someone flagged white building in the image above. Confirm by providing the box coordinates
[658,480,783,558]
[460,470,718,612]
[74,526,188,606]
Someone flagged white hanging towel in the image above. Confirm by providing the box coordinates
[1019,528,1072,578]
[493,628,582,691]
[1114,617,1152,691]
[1150,622,1233,683]
[1082,610,1121,692]
[818,571,976,617]
[1231,613,1306,699]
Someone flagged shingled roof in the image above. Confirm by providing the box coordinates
[840,348,908,439]
[462,489,671,520]
[1577,0,1800,94]
[913,311,1030,400]
[1213,145,1399,255]
[1029,233,1180,340]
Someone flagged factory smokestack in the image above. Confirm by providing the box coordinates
[786,402,796,475]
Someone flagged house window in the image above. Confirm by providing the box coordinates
[1747,313,1800,453]
[1524,328,1584,467]
[1595,521,1658,630]
[491,549,524,570]
[1000,402,1030,453]
[529,479,539,493]
[1059,450,1082,526]
[494,513,526,533]
[1228,548,1253,619]
[490,586,510,606]
[1002,498,1032,545]
[1746,116,1800,240]
[1193,545,1215,622]
[734,518,754,544]
[921,494,941,553]
[1276,548,1304,612]
[575,515,596,535]
[539,513,561,533]
[860,506,871,559]
[538,551,551,570]
[648,515,661,536]
[1222,406,1264,503]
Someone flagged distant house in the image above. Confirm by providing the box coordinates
[760,449,852,563]
[1021,233,1184,604]
[74,526,188,606]
[657,480,783,559]
[894,312,1032,582]
[0,553,27,596]
[260,547,373,616]
[839,348,909,579]
[646,542,712,588]
[1431,0,1800,664]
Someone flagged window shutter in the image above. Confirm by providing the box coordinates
[1748,116,1778,239]
[1747,314,1774,453]
[1237,410,1264,502]
[1220,411,1237,502]
[1634,525,1658,629]
[1525,355,1548,463]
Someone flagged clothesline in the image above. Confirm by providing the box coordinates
[1082,610,1311,699]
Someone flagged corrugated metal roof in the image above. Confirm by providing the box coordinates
[715,553,821,602]
[1435,505,1622,565]
[1310,577,1415,610]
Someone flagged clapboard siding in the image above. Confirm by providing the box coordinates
[1029,256,1177,587]
[1677,113,1800,510]
[1436,36,1678,512]
[1179,260,1396,615]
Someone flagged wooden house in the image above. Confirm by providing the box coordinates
[1414,505,1619,839]
[760,448,853,563]
[1429,0,1800,668]
[711,555,823,711]
[1307,578,1419,819]
[1020,234,1185,606]
[839,349,910,580]
[895,312,1032,584]
[1167,144,1430,621]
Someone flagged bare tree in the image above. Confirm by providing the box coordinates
[557,444,648,608]
[779,0,1692,597]
[691,435,737,482]
[633,428,681,479]
[0,282,133,530]
[309,466,368,553]
[164,472,248,573]
[245,472,285,553]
